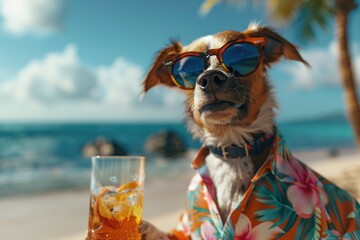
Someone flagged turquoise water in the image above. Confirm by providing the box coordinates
[0,119,355,197]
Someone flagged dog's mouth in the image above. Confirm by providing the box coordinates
[200,101,248,113]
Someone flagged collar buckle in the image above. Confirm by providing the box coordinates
[221,145,229,159]
[244,143,249,157]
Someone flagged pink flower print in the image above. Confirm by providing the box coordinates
[234,214,283,240]
[277,156,328,219]
[201,171,217,199]
[200,221,217,240]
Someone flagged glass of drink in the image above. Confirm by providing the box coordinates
[86,156,145,240]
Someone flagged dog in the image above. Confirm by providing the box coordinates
[139,24,360,240]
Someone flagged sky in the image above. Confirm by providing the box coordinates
[0,0,359,123]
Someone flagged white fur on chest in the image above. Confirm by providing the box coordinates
[205,153,254,222]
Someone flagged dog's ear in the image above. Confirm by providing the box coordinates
[142,41,182,93]
[249,26,309,66]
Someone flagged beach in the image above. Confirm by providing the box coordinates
[0,149,359,240]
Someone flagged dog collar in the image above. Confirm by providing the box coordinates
[208,132,275,159]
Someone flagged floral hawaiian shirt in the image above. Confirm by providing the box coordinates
[169,131,360,240]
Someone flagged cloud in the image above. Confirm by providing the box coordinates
[0,45,98,102]
[0,45,186,122]
[284,41,360,89]
[0,0,65,35]
[97,58,143,106]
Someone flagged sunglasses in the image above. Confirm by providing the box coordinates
[163,37,265,90]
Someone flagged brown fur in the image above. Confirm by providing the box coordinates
[142,41,182,92]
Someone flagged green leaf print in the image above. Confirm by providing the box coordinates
[323,181,355,233]
[295,207,322,240]
[254,173,296,236]
[355,202,360,228]
[222,221,234,240]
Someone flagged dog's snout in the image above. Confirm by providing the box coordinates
[197,70,228,90]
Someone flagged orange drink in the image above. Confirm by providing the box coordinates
[86,156,145,240]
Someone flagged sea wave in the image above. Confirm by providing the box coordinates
[0,121,355,197]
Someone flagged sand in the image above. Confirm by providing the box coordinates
[0,150,359,240]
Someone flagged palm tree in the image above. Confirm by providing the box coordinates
[201,0,360,149]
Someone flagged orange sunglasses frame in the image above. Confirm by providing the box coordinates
[163,37,265,90]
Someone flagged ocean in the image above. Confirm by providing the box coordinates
[0,118,355,197]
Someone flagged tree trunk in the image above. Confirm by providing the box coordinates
[336,1,360,149]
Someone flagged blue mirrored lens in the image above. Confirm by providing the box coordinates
[173,56,204,88]
[222,43,259,76]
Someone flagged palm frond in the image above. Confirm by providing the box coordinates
[267,0,303,24]
[200,0,222,15]
[200,0,253,15]
[293,0,335,41]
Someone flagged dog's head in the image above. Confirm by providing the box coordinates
[143,25,308,146]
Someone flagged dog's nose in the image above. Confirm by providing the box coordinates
[196,70,228,91]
